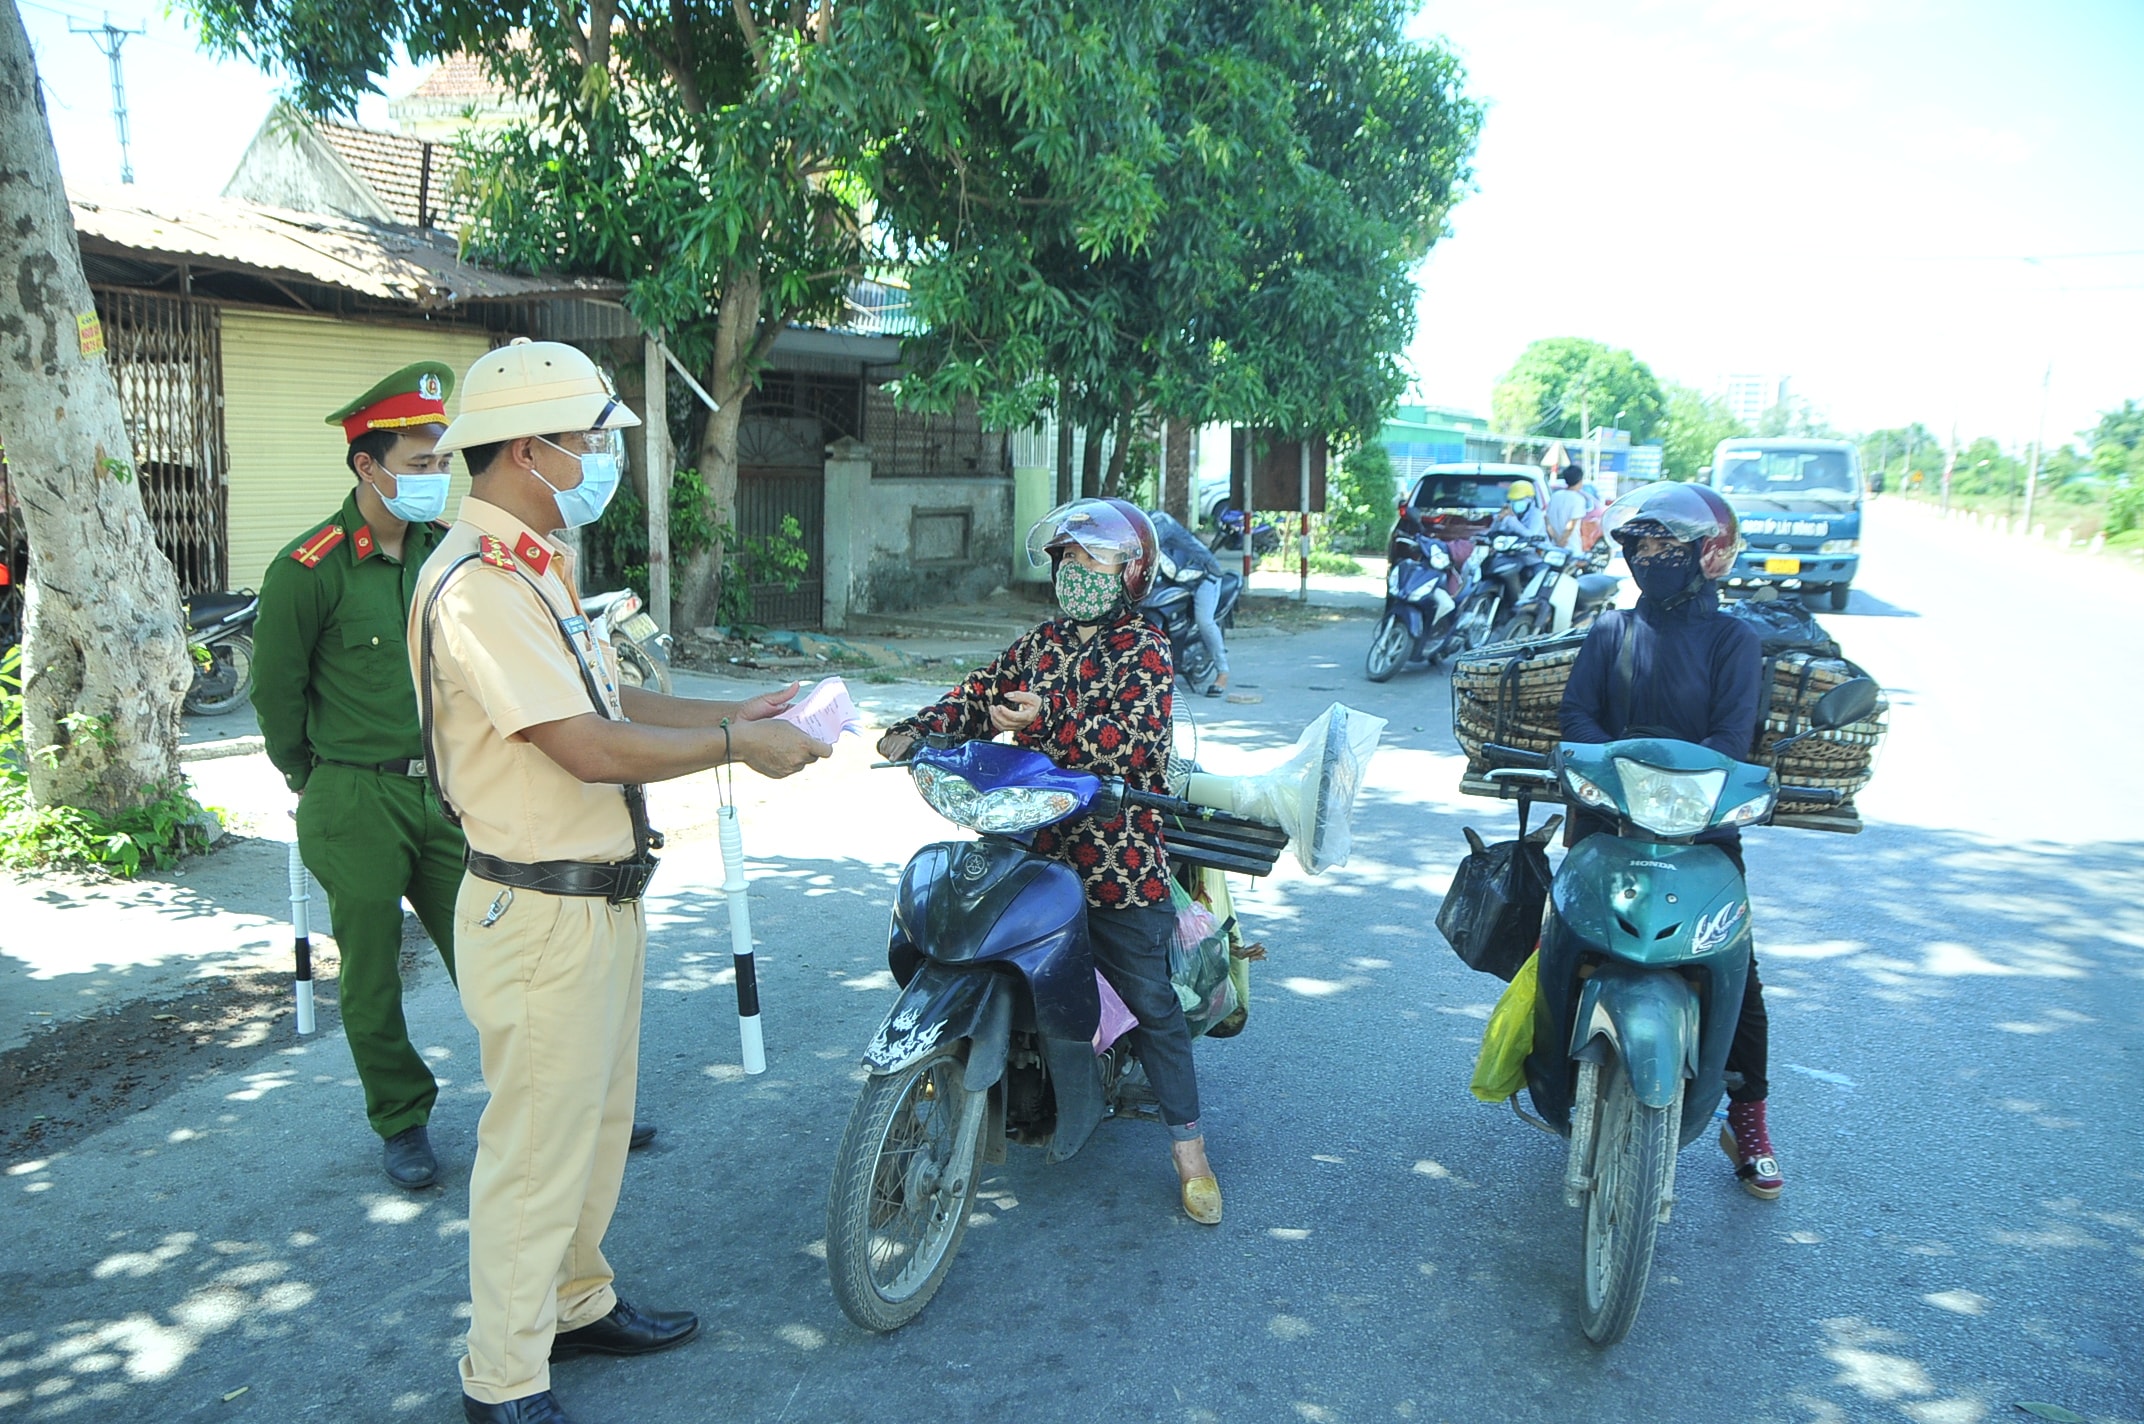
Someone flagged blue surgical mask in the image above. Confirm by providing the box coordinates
[368,471,449,524]
[1511,499,1533,516]
[534,437,622,529]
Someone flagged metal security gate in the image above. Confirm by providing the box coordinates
[736,466,823,629]
[94,289,229,596]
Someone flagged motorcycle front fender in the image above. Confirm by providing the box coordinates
[1569,964,1698,1110]
[861,960,1007,1079]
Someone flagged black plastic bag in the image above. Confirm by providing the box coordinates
[1436,813,1561,981]
[1721,592,1840,658]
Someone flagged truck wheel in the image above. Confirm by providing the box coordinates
[1827,583,1852,612]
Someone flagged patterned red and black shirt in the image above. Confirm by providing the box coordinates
[890,606,1174,910]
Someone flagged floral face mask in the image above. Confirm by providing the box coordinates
[1054,558,1123,622]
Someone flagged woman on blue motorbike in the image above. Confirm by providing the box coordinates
[875,498,1223,1225]
[1559,481,1786,1199]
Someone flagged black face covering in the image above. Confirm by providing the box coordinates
[1629,544,1701,602]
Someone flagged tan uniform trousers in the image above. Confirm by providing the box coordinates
[454,872,645,1405]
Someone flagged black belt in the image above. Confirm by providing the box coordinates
[466,850,658,904]
[321,757,428,777]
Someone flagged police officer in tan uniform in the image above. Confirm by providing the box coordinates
[412,340,830,1424]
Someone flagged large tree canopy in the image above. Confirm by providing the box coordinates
[1491,336,1664,445]
[823,0,1480,477]
[1656,383,1744,481]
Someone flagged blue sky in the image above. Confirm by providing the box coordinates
[20,0,2144,449]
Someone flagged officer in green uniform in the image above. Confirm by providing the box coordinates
[252,362,468,1188]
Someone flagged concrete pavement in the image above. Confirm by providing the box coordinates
[2,498,2140,1423]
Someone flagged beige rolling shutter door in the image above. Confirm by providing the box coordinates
[223,311,493,587]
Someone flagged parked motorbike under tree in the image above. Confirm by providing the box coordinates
[1364,530,1480,681]
[583,587,673,695]
[1143,568,1242,694]
[182,591,260,716]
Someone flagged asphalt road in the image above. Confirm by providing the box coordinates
[3,498,2140,1424]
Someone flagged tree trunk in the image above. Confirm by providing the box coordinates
[681,263,766,631]
[1099,399,1136,498]
[0,4,191,819]
[1054,384,1073,506]
[1079,420,1103,500]
[1164,416,1194,525]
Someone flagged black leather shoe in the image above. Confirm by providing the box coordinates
[462,1390,572,1423]
[550,1299,699,1360]
[381,1125,437,1189]
[629,1122,657,1151]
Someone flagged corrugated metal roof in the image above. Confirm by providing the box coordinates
[68,186,619,309]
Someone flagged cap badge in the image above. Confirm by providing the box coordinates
[418,372,443,401]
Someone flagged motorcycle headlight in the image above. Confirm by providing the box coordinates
[1613,759,1726,838]
[1493,535,1516,551]
[1819,538,1859,554]
[912,765,1084,833]
[1718,788,1776,828]
[1564,767,1617,811]
[1429,544,1451,570]
[1544,548,1569,568]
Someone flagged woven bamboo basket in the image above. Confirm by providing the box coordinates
[1451,636,1887,821]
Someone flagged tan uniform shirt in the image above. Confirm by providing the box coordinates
[408,497,635,863]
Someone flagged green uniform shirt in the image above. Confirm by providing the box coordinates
[251,491,450,793]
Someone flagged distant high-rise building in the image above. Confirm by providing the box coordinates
[1725,374,1788,429]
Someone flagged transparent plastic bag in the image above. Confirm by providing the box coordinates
[1470,950,1540,1103]
[1183,703,1387,874]
[1167,879,1236,1037]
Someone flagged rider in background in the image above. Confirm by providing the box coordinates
[1491,479,1548,541]
[1557,482,1787,1200]
[1148,508,1230,696]
[876,499,1224,1225]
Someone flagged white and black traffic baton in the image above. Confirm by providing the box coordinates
[717,723,765,1074]
[287,826,316,1036]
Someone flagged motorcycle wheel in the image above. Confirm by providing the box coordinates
[1363,613,1411,682]
[1579,1057,1681,1347]
[826,1044,984,1332]
[614,639,674,695]
[183,635,255,716]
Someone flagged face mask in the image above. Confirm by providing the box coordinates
[1511,499,1533,516]
[533,436,621,529]
[367,470,449,524]
[1055,559,1123,622]
[1629,545,1700,601]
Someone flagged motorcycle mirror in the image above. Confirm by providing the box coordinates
[1810,676,1880,731]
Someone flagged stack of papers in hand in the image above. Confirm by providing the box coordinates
[774,676,865,743]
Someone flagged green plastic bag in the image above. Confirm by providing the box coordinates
[1470,949,1539,1103]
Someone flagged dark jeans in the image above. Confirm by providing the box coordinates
[1087,901,1202,1137]
[1567,814,1769,1104]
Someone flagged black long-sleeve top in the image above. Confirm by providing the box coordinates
[1560,588,1765,844]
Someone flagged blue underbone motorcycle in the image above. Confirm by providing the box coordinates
[1480,674,1880,1345]
[825,738,1286,1332]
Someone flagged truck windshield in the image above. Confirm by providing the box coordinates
[1717,449,1856,497]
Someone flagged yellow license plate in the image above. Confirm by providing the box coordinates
[1764,557,1801,575]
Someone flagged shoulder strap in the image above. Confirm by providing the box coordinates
[1609,614,1639,737]
[420,554,663,859]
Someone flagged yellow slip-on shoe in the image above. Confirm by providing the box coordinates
[1181,1174,1223,1225]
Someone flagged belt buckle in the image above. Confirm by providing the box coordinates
[407,758,427,778]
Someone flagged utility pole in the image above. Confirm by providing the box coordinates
[2022,363,2051,533]
[1940,424,1958,514]
[71,13,145,185]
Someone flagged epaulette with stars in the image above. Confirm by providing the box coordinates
[477,533,553,577]
[289,522,346,568]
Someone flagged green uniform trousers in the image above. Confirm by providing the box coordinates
[295,763,465,1139]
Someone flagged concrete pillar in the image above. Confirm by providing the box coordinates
[1012,463,1052,583]
[823,436,872,631]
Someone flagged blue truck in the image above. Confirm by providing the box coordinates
[1706,437,1863,611]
